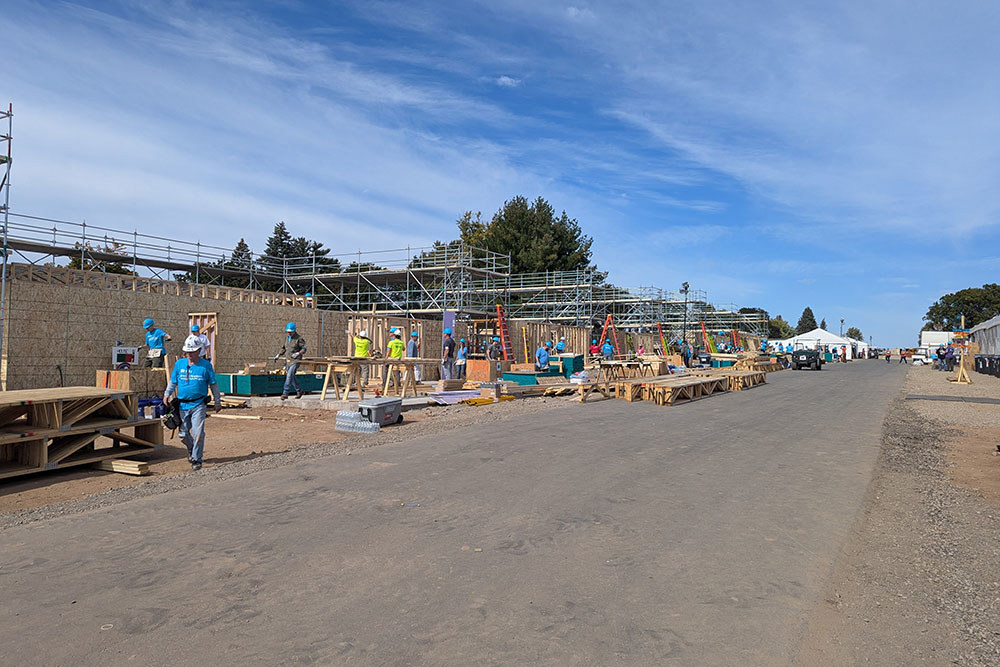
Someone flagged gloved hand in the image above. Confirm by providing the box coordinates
[291,351,302,360]
[273,354,280,361]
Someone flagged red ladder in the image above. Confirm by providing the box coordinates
[496,304,515,361]
[598,314,621,358]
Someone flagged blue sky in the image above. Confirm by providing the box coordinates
[5,1,1000,346]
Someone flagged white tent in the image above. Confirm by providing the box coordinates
[772,328,858,359]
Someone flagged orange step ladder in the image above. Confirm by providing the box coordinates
[598,314,621,358]
[496,304,515,361]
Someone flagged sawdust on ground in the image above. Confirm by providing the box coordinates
[0,407,427,514]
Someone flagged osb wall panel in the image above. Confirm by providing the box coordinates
[509,321,590,364]
[1,281,323,390]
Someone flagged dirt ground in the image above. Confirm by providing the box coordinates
[0,398,566,522]
[0,406,434,514]
[904,363,1000,502]
[798,364,1000,666]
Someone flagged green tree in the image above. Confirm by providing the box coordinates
[67,241,134,275]
[845,326,864,340]
[796,307,818,334]
[820,318,827,330]
[924,284,1000,330]
[457,196,594,274]
[768,316,796,339]
[257,222,338,291]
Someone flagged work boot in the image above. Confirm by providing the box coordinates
[191,461,202,471]
[280,394,288,401]
[296,389,304,399]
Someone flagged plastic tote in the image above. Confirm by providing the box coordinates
[358,397,403,426]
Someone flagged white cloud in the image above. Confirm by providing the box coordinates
[496,75,521,88]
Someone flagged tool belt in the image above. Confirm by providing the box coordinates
[146,348,164,359]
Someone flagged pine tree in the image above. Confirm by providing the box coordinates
[796,307,818,334]
[820,318,827,330]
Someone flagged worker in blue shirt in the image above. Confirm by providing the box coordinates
[535,341,551,371]
[163,340,221,470]
[601,340,615,360]
[555,336,567,353]
[142,317,171,368]
[456,338,468,379]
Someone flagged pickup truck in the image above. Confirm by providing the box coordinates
[791,348,823,370]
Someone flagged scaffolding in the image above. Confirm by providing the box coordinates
[0,210,768,336]
[1,103,14,370]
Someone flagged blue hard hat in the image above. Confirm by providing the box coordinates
[460,338,466,342]
[493,336,500,342]
[190,324,200,333]
[411,331,419,337]
[443,328,452,335]
[545,340,553,347]
[143,318,154,329]
[305,292,312,297]
[286,322,296,332]
[592,339,597,344]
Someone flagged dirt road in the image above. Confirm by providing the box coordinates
[2,362,907,664]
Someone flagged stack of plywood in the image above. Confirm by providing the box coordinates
[0,386,163,480]
[95,369,168,400]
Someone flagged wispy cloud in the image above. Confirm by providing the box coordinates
[495,76,521,88]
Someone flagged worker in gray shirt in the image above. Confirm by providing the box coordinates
[407,331,421,382]
[274,322,307,400]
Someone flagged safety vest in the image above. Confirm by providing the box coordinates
[353,336,372,357]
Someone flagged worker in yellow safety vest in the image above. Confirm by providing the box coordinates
[353,329,373,385]
[384,327,405,389]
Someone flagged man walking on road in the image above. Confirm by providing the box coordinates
[441,328,456,379]
[164,340,222,470]
[275,322,307,400]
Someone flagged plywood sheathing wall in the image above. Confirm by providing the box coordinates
[1,280,327,390]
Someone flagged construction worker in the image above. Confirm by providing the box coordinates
[142,318,171,368]
[456,338,468,379]
[486,336,503,361]
[555,336,567,353]
[601,339,615,360]
[353,329,373,386]
[536,341,551,371]
[164,339,221,470]
[385,327,405,389]
[274,322,307,400]
[589,339,600,357]
[441,328,456,379]
[406,331,421,383]
[186,324,211,361]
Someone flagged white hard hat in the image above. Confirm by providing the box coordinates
[359,330,367,337]
[182,340,200,352]
[559,336,565,340]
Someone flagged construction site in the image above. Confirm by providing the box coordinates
[4,113,1000,664]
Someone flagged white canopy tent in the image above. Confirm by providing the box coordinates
[772,328,859,359]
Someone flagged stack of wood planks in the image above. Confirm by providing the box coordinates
[0,387,162,480]
[435,379,469,391]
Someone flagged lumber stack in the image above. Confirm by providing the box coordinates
[0,386,162,480]
[435,379,468,391]
[642,376,728,406]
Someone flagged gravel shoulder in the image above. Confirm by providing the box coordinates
[797,365,1000,666]
[0,396,570,531]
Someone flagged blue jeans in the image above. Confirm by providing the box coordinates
[178,401,207,463]
[283,361,300,395]
[441,358,455,380]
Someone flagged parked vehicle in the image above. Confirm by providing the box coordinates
[792,348,823,370]
[911,347,932,365]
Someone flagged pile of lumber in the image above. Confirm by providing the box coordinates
[435,379,467,391]
[641,376,728,406]
[0,386,162,480]
[690,368,767,391]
